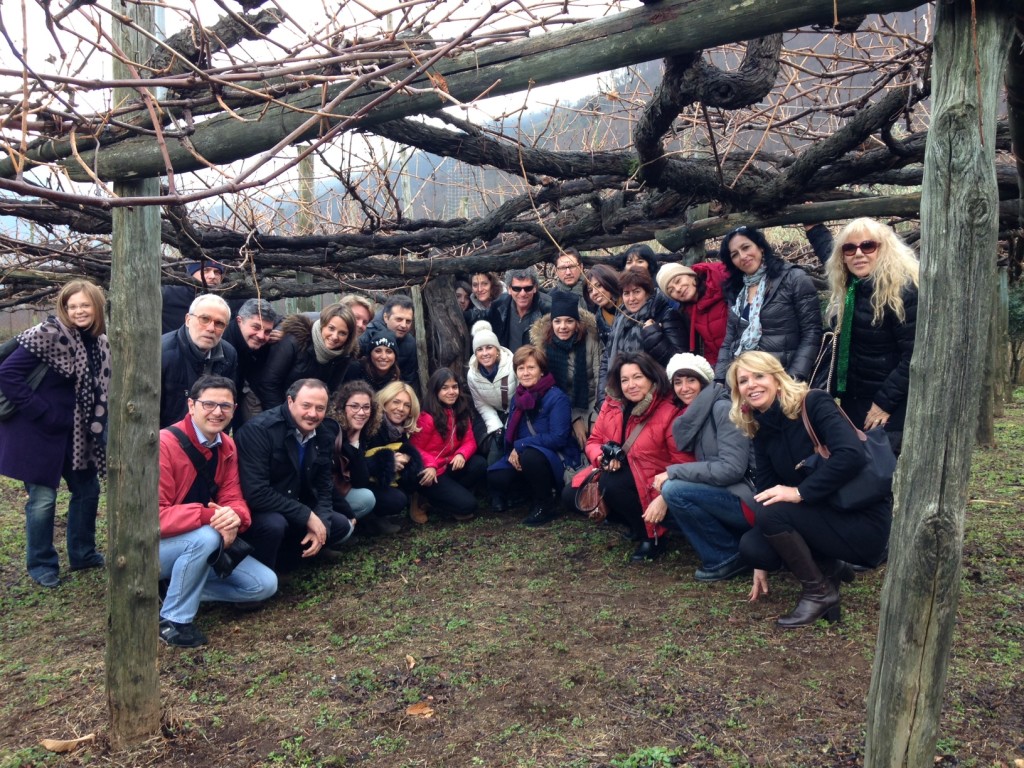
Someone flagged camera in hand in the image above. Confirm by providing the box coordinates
[600,441,627,469]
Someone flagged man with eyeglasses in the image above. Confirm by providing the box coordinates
[158,375,278,647]
[235,378,355,573]
[551,248,588,308]
[487,266,552,352]
[160,294,238,428]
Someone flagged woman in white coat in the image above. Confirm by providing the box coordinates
[466,321,517,509]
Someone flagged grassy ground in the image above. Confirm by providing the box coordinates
[0,403,1022,768]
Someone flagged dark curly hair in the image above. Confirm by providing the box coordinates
[718,225,784,298]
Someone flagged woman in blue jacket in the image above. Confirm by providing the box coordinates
[487,345,580,528]
[0,280,110,588]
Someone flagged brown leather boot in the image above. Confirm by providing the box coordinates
[764,530,841,628]
[409,494,429,525]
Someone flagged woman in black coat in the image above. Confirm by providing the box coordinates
[728,351,891,628]
[257,303,361,408]
[714,226,822,383]
[817,217,918,452]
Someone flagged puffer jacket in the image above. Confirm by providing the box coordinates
[586,392,694,537]
[833,279,917,431]
[410,409,477,477]
[666,383,754,507]
[529,309,601,422]
[714,262,823,382]
[684,262,730,367]
[467,345,517,435]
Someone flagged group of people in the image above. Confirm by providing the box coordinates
[0,215,917,644]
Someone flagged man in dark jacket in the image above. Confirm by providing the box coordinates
[160,294,238,428]
[488,266,552,352]
[358,295,418,391]
[223,298,279,428]
[161,259,227,335]
[235,378,353,572]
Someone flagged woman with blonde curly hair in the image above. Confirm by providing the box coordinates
[816,217,918,451]
[363,382,425,530]
[727,351,891,628]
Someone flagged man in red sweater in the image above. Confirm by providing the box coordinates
[159,375,277,647]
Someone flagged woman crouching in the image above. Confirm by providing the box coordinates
[728,351,891,627]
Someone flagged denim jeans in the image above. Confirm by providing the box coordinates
[661,479,749,570]
[24,464,102,580]
[345,488,376,519]
[159,526,278,624]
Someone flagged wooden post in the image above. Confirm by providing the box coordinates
[105,0,162,747]
[411,285,429,393]
[863,2,1012,766]
[422,275,469,372]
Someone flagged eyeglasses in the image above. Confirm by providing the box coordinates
[508,285,535,293]
[841,240,879,257]
[556,263,580,272]
[189,313,228,331]
[346,403,372,413]
[194,400,235,414]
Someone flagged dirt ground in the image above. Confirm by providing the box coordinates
[1,406,1022,768]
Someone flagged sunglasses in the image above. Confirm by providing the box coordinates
[841,240,879,257]
[508,285,536,293]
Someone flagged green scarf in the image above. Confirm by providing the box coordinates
[836,279,860,393]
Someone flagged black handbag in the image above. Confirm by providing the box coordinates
[799,396,896,511]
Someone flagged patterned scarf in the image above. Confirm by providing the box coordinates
[17,317,110,474]
[835,279,860,394]
[505,372,557,446]
[733,265,768,355]
[546,336,589,410]
[311,319,347,364]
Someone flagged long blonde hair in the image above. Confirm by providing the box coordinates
[825,217,919,327]
[727,351,808,438]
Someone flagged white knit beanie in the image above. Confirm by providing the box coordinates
[471,320,500,352]
[666,352,714,385]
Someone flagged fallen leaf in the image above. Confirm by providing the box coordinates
[40,734,95,753]
[405,655,416,670]
[406,701,435,718]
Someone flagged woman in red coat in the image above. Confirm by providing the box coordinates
[409,368,485,524]
[656,260,730,368]
[573,351,694,561]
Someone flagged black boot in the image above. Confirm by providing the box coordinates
[630,537,667,562]
[522,495,559,527]
[764,531,840,628]
[818,558,856,589]
[361,513,401,536]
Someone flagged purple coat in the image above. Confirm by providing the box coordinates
[0,345,76,486]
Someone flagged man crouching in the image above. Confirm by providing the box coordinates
[159,375,278,648]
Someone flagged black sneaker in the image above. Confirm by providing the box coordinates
[522,501,559,527]
[694,559,750,582]
[159,619,208,648]
[33,572,60,589]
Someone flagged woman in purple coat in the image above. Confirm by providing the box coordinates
[0,280,111,588]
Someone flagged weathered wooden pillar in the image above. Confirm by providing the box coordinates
[864,2,1013,766]
[105,0,162,747]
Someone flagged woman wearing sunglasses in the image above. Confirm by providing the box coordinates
[820,218,919,451]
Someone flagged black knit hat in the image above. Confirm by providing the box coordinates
[549,290,579,321]
[368,328,398,351]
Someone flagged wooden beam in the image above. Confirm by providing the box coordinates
[17,0,925,183]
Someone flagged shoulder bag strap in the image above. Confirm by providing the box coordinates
[165,425,220,496]
[499,375,509,411]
